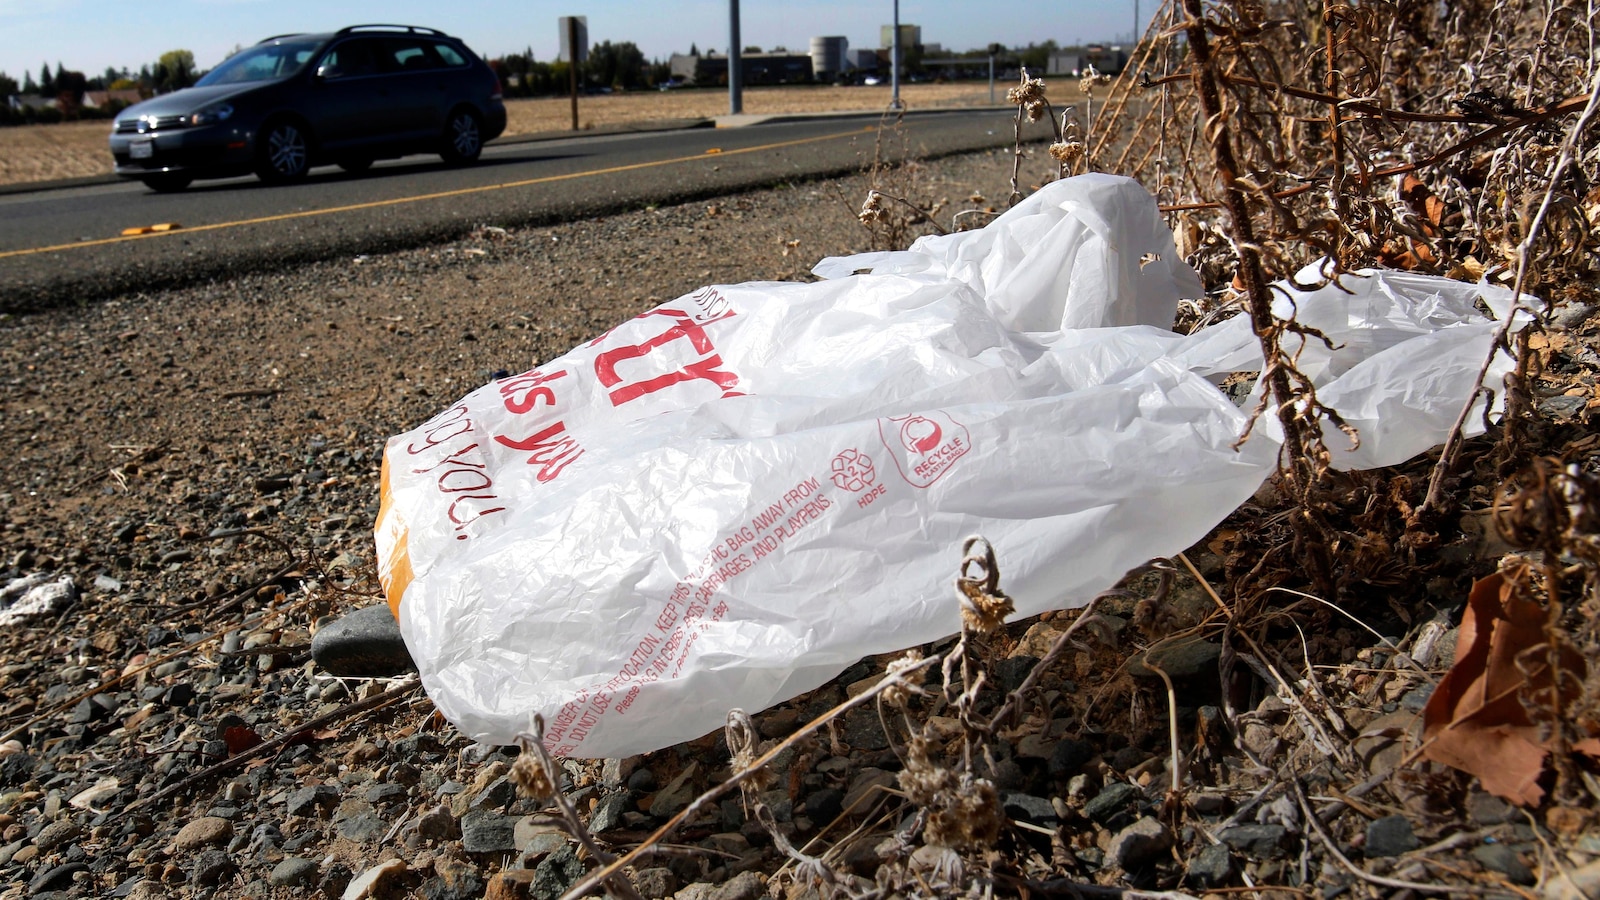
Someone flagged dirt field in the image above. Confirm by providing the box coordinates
[0,82,1005,187]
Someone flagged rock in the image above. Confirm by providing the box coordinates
[627,767,658,793]
[311,604,416,677]
[417,805,460,841]
[589,791,631,833]
[1473,844,1534,885]
[34,819,82,853]
[1082,782,1142,824]
[28,861,87,893]
[514,817,567,856]
[462,809,518,853]
[803,788,843,826]
[335,807,390,844]
[636,867,678,898]
[174,815,233,849]
[422,856,485,900]
[1552,302,1598,331]
[1364,815,1419,857]
[285,784,339,818]
[1126,638,1222,681]
[1001,792,1059,829]
[485,870,535,900]
[1109,816,1172,870]
[1110,746,1152,773]
[342,859,407,900]
[270,857,319,887]
[994,655,1038,692]
[1468,792,1515,826]
[190,850,237,887]
[1186,843,1233,888]
[708,871,764,900]
[1539,395,1588,418]
[531,844,585,900]
[1217,823,1288,857]
[649,764,699,818]
[1545,858,1600,899]
[840,707,889,750]
[1047,737,1094,777]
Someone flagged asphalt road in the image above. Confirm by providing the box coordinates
[0,110,1026,312]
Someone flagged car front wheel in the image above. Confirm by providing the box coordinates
[255,119,311,184]
[440,108,483,165]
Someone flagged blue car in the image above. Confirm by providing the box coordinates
[109,24,507,192]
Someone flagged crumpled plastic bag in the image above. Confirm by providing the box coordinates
[376,173,1524,757]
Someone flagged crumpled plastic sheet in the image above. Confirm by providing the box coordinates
[376,173,1527,758]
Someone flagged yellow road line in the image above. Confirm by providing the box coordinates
[0,126,876,261]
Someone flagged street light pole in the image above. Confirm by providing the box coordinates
[729,0,743,114]
[890,0,902,110]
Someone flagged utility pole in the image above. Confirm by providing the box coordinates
[890,0,902,110]
[729,0,743,114]
[566,16,579,131]
[988,43,1004,104]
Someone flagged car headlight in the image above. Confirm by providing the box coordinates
[187,103,234,127]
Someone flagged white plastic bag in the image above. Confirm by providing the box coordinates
[376,174,1521,757]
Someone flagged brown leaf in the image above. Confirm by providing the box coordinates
[1421,573,1587,806]
[223,725,264,756]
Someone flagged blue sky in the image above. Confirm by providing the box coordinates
[0,1,1138,81]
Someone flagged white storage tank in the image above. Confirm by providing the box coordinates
[810,36,848,81]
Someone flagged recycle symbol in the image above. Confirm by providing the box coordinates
[830,449,876,492]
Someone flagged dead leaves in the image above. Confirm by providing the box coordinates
[1421,571,1595,805]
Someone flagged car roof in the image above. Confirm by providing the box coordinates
[255,24,458,46]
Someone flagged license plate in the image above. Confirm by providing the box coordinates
[129,140,153,160]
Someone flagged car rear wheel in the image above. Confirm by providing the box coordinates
[255,119,311,184]
[440,108,483,165]
[140,172,193,193]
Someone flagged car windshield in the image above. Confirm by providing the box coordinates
[196,39,321,86]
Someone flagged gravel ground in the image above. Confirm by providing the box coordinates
[3,144,1599,900]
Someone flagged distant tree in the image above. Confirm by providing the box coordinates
[1017,40,1059,73]
[0,72,17,98]
[39,62,54,96]
[647,59,672,86]
[583,41,646,90]
[153,49,197,93]
[689,42,699,56]
[22,70,37,94]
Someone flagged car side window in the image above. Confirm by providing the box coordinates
[318,38,382,80]
[433,43,468,67]
[383,39,443,72]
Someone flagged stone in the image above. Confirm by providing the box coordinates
[417,805,460,841]
[1126,638,1222,681]
[1468,792,1515,826]
[1186,843,1233,888]
[311,604,416,677]
[1082,782,1142,824]
[28,862,87,894]
[1473,844,1534,885]
[270,857,319,887]
[1364,815,1419,857]
[174,816,233,849]
[342,859,407,900]
[531,844,585,900]
[34,819,82,853]
[336,808,389,844]
[803,788,843,826]
[485,870,535,900]
[1217,823,1289,857]
[1545,858,1600,900]
[627,767,658,793]
[1047,737,1094,777]
[422,856,485,900]
[189,850,236,887]
[839,707,889,751]
[588,791,631,833]
[1109,816,1172,870]
[994,655,1039,692]
[649,764,699,818]
[285,784,339,818]
[514,817,567,856]
[636,867,678,898]
[462,809,518,853]
[1001,793,1059,829]
[708,871,764,900]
